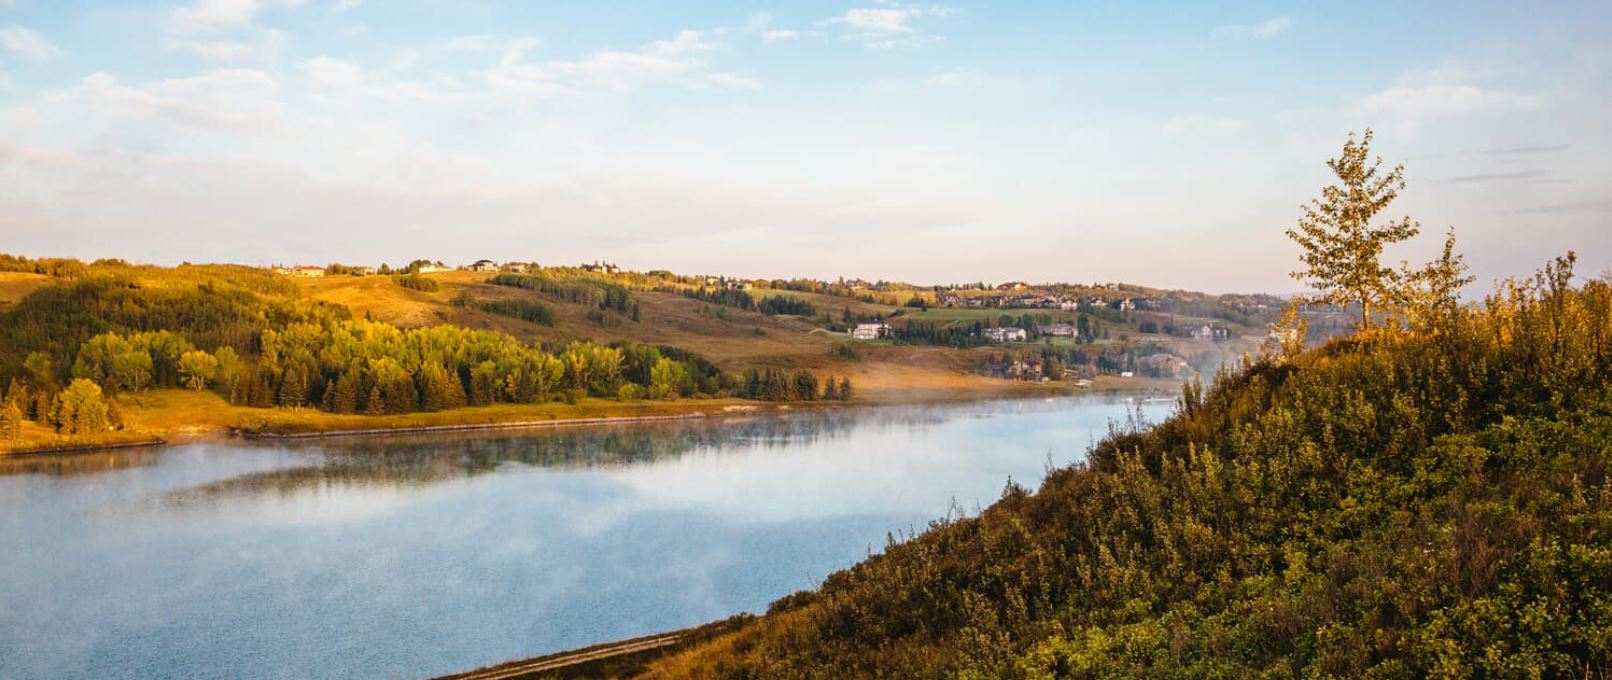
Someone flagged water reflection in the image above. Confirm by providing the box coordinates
[0,397,1170,680]
[0,446,163,478]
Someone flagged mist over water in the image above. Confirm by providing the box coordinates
[0,397,1170,679]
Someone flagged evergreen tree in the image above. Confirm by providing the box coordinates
[276,367,307,408]
[329,371,360,414]
[0,399,21,440]
[469,361,498,406]
[838,377,854,401]
[822,376,839,400]
[363,384,385,416]
[793,371,820,401]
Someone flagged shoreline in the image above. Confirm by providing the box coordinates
[0,437,168,458]
[2,380,1182,458]
[243,411,716,441]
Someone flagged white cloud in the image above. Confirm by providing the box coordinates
[1362,85,1542,118]
[1159,115,1245,136]
[699,72,763,91]
[169,0,264,34]
[166,29,286,62]
[0,26,66,62]
[761,29,799,41]
[167,0,311,32]
[822,4,955,47]
[482,29,717,96]
[78,69,293,133]
[300,56,362,88]
[1213,17,1290,39]
[922,68,982,88]
[1360,61,1544,125]
[836,8,919,33]
[331,0,361,12]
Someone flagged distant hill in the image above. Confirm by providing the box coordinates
[0,255,1283,407]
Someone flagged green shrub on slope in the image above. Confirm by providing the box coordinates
[649,257,1612,679]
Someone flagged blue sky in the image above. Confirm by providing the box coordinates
[0,1,1607,292]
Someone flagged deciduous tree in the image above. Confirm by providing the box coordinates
[178,350,219,391]
[1286,129,1420,330]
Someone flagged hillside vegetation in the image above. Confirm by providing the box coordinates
[638,132,1612,678]
[641,254,1611,678]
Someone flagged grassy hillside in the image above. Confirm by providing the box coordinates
[640,258,1612,678]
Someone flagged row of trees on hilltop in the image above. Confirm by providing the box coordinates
[488,272,640,320]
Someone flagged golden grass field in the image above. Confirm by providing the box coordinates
[0,272,52,304]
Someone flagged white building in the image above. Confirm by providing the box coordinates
[1037,323,1077,338]
[983,326,1028,342]
[851,323,891,340]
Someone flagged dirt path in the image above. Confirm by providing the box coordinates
[436,632,686,680]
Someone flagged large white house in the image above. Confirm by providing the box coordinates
[1036,323,1077,338]
[851,323,891,340]
[983,326,1028,342]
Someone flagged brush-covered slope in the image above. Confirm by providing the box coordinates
[644,260,1612,678]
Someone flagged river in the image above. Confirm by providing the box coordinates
[0,396,1171,679]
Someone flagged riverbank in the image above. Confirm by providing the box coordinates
[0,373,1183,457]
[434,616,753,680]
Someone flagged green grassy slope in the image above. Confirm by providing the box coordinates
[643,260,1612,678]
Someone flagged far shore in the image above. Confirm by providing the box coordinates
[1,374,1184,458]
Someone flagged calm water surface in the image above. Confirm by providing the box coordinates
[0,396,1170,679]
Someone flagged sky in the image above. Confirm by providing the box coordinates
[0,1,1608,293]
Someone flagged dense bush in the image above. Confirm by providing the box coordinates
[646,257,1612,678]
[394,273,440,292]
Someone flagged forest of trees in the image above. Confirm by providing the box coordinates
[0,257,852,440]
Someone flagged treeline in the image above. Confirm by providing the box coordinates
[757,295,815,316]
[677,286,755,309]
[671,287,816,316]
[450,292,556,327]
[23,320,717,422]
[489,273,639,320]
[738,368,853,402]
